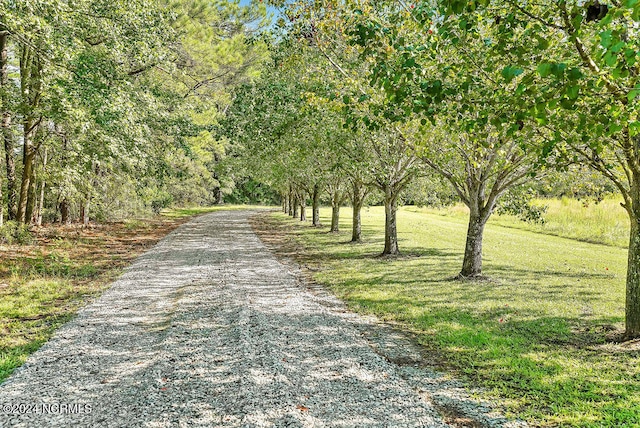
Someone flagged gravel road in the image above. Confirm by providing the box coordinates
[0,211,524,428]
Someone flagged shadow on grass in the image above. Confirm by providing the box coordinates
[254,211,640,426]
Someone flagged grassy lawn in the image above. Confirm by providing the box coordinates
[260,204,640,427]
[429,197,629,248]
[0,204,266,384]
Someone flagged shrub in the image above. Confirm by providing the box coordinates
[0,221,34,245]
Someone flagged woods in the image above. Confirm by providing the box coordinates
[0,0,268,226]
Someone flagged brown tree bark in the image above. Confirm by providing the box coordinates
[459,211,489,278]
[60,198,70,225]
[212,186,223,205]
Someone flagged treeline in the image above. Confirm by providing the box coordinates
[221,0,640,339]
[0,0,268,225]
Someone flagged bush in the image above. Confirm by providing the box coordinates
[496,188,548,224]
[0,221,34,245]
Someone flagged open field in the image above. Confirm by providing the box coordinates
[260,204,640,427]
[0,205,263,384]
[429,197,629,248]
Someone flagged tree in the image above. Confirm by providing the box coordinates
[345,1,556,273]
[432,0,640,335]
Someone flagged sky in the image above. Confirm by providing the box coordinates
[239,0,278,14]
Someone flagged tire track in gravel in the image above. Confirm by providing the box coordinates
[0,211,521,428]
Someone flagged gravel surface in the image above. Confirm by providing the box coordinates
[0,211,525,428]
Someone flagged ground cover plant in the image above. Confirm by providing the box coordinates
[258,204,640,427]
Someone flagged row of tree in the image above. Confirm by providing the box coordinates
[221,0,640,339]
[0,0,268,225]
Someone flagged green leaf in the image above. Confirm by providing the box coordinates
[537,63,552,78]
[567,67,583,81]
[560,98,576,109]
[611,41,626,53]
[604,52,617,67]
[600,31,613,49]
[551,63,566,78]
[501,66,523,83]
[566,86,580,100]
[536,36,550,50]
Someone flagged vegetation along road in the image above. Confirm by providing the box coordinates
[0,210,526,428]
[3,0,640,426]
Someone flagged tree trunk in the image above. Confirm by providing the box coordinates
[37,179,45,226]
[351,180,367,243]
[60,198,70,225]
[288,186,293,215]
[330,205,340,232]
[459,211,487,278]
[382,188,399,255]
[626,184,640,338]
[330,190,341,232]
[312,183,320,227]
[83,200,90,226]
[282,193,287,213]
[36,147,47,227]
[25,165,37,224]
[17,46,42,224]
[0,31,16,221]
[213,186,223,205]
[292,194,299,219]
[3,124,15,220]
[17,147,36,223]
[352,202,362,243]
[300,197,306,222]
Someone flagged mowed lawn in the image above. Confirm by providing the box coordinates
[266,205,640,427]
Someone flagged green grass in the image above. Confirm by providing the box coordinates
[266,204,640,427]
[423,196,629,248]
[0,279,87,381]
[162,204,273,219]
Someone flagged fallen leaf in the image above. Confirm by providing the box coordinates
[296,405,309,412]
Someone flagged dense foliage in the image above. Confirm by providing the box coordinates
[0,0,269,224]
